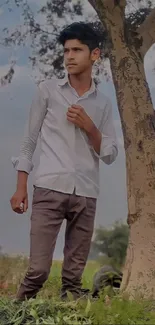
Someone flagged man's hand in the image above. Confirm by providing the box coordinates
[67,105,94,133]
[10,188,28,214]
[67,104,102,155]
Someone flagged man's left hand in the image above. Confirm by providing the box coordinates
[67,105,94,134]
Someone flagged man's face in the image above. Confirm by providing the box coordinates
[64,39,100,75]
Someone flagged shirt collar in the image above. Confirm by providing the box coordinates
[58,74,97,95]
[58,74,68,86]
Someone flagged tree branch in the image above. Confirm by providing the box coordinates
[0,62,15,87]
[88,0,97,10]
[88,0,126,21]
[137,7,155,57]
[88,0,104,13]
[104,0,126,10]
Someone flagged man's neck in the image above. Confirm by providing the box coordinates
[69,72,92,97]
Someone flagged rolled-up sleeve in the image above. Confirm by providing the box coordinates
[93,98,118,165]
[11,82,48,174]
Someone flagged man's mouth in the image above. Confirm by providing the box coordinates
[67,64,77,67]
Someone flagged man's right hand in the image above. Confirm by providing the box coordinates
[10,189,28,214]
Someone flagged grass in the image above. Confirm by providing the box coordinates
[0,256,155,324]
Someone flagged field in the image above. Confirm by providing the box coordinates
[0,256,155,324]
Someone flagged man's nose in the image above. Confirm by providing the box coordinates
[67,50,74,59]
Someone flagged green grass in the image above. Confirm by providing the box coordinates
[0,257,155,324]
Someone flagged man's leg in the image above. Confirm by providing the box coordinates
[61,193,96,299]
[16,187,68,301]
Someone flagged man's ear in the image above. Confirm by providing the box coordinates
[91,48,101,63]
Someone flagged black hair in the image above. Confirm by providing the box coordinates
[58,22,101,51]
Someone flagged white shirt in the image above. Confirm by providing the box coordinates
[12,76,118,198]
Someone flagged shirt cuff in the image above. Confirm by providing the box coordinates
[93,145,113,159]
[90,133,118,162]
[11,156,34,174]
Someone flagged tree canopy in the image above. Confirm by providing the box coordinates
[90,221,129,268]
[0,0,154,85]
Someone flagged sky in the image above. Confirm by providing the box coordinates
[0,0,155,259]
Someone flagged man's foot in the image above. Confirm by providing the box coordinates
[12,297,24,305]
[61,288,90,301]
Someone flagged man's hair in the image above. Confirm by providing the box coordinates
[58,22,101,51]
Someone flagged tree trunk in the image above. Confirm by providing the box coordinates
[110,51,155,299]
[93,1,155,299]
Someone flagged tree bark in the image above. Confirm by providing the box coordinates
[89,0,155,299]
[137,7,155,58]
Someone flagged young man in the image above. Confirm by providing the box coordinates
[10,22,118,301]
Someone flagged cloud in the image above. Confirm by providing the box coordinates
[0,8,4,16]
[145,45,155,88]
[27,0,46,4]
[145,45,155,70]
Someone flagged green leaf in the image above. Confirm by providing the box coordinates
[85,299,91,317]
[30,308,39,320]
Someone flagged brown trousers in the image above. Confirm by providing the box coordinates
[16,187,96,300]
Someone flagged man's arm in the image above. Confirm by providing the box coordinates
[85,124,102,156]
[67,99,118,165]
[12,82,48,174]
[10,82,48,213]
[87,99,118,165]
